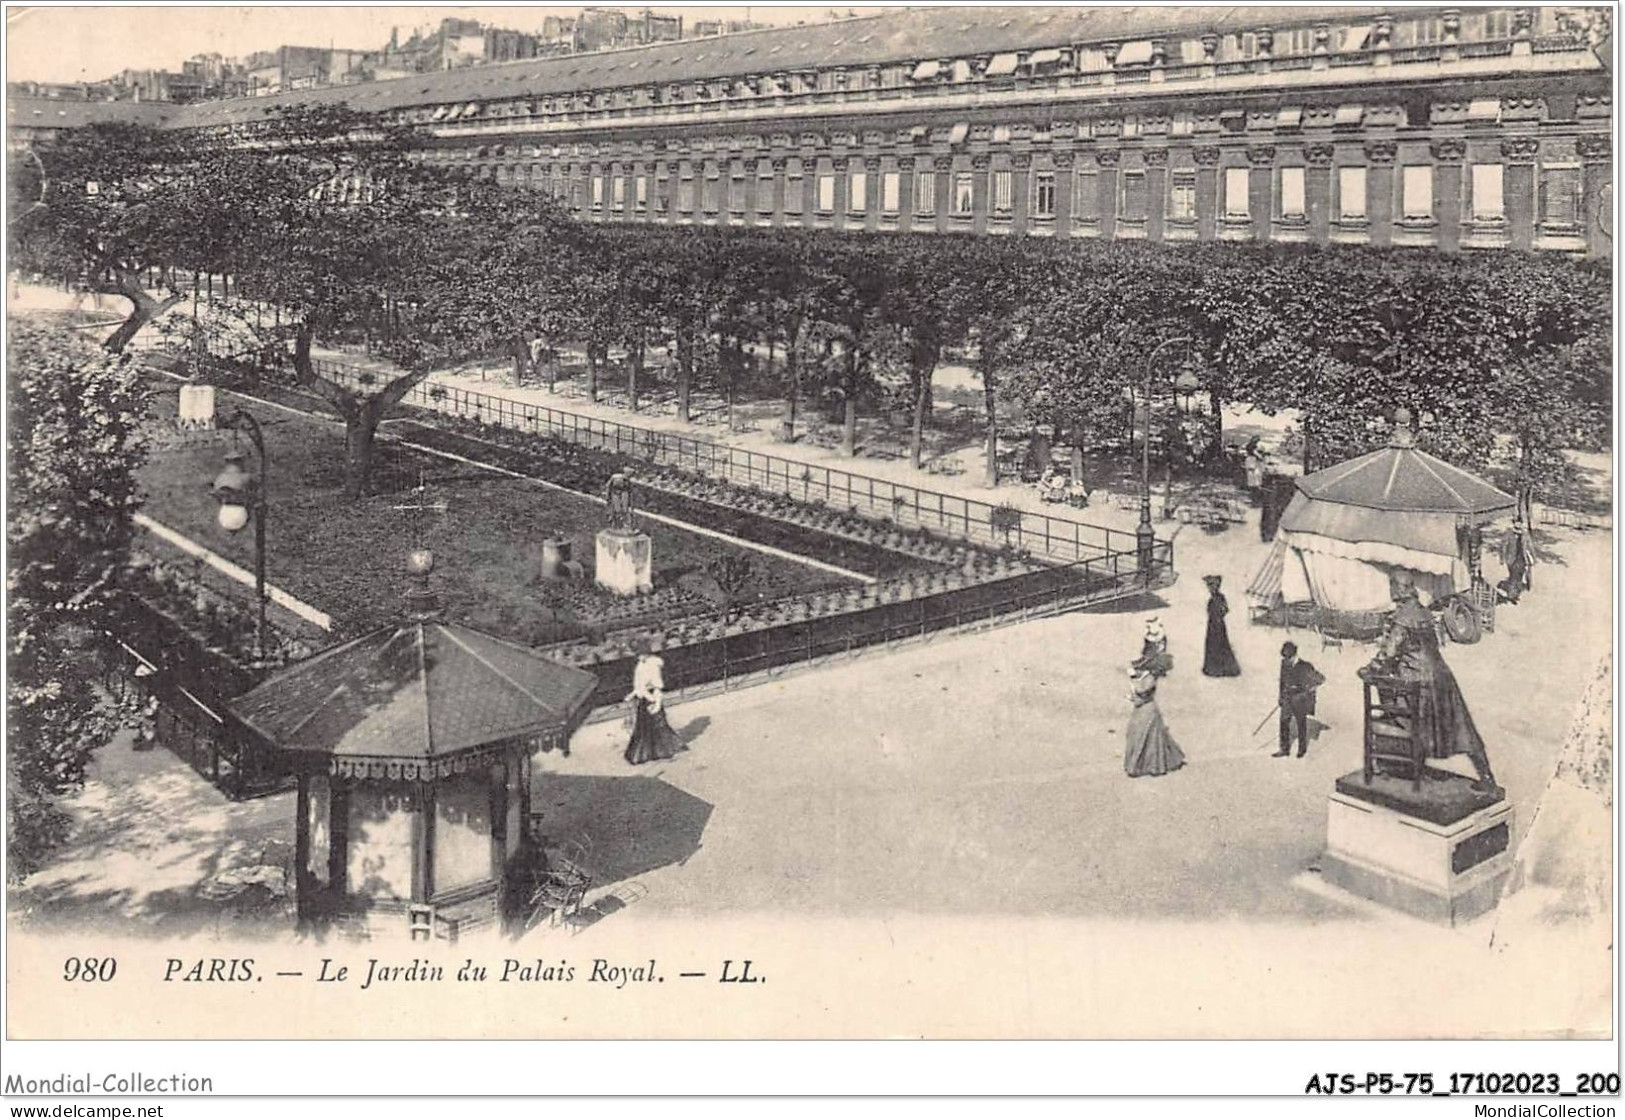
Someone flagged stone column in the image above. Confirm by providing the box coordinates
[1501,136,1539,252]
[1096,148,1120,239]
[897,155,916,231]
[934,155,953,234]
[1431,138,1467,252]
[771,157,788,228]
[865,156,883,231]
[1579,135,1612,259]
[1053,150,1076,235]
[832,156,850,230]
[1365,140,1397,247]
[1248,145,1275,241]
[1305,142,1335,244]
[1144,148,1169,242]
[1012,152,1032,235]
[1194,146,1220,241]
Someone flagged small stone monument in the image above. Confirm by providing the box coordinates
[596,473,652,596]
[178,384,217,430]
[541,537,573,581]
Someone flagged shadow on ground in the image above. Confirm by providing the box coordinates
[530,773,714,889]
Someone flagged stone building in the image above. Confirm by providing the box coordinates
[20,6,1618,255]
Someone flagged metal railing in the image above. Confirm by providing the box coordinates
[579,546,1173,712]
[306,356,1155,566]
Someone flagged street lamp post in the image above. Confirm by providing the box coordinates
[1138,336,1192,578]
[211,407,269,662]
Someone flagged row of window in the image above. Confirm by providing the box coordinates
[564,160,1586,228]
[388,8,1566,131]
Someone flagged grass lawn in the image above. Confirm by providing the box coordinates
[137,383,857,645]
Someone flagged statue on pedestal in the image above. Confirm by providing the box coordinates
[1358,571,1500,795]
[604,472,635,531]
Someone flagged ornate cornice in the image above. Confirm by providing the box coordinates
[864,156,882,173]
[1500,136,1539,165]
[1246,145,1277,165]
[1011,152,1033,170]
[1143,148,1169,168]
[1193,146,1222,167]
[1430,138,1467,164]
[933,155,955,172]
[1051,150,1077,169]
[1304,143,1336,168]
[1095,148,1121,168]
[970,153,992,171]
[896,156,916,171]
[1364,139,1398,165]
[1577,134,1610,163]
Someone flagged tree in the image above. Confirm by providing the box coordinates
[880,240,964,468]
[942,237,1031,487]
[12,122,201,352]
[7,324,151,881]
[202,105,566,498]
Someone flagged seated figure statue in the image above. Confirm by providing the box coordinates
[1358,571,1500,795]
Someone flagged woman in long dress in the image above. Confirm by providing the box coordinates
[624,651,688,765]
[1202,575,1242,677]
[1124,666,1186,778]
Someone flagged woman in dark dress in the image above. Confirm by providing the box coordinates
[1202,574,1242,677]
[624,651,687,765]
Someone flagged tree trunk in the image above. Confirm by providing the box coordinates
[981,357,999,489]
[1071,419,1086,485]
[101,270,183,354]
[676,330,693,423]
[843,395,858,458]
[293,323,315,382]
[585,345,600,401]
[783,339,800,441]
[343,401,380,502]
[511,336,530,383]
[910,361,930,470]
[1302,417,1313,474]
[628,341,643,413]
[1207,385,1226,463]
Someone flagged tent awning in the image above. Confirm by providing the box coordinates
[1295,440,1515,516]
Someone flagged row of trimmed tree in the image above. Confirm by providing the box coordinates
[12,105,1611,508]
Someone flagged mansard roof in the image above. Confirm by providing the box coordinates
[8,97,176,131]
[174,5,1393,128]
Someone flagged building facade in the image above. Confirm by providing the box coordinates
[19,6,1616,256]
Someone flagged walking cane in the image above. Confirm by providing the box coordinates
[1251,703,1281,738]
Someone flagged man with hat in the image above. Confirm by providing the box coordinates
[1275,641,1325,758]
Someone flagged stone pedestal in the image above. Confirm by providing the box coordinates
[178,384,217,430]
[540,537,572,581]
[1322,770,1513,925]
[595,529,652,596]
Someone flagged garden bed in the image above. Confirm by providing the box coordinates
[135,382,859,644]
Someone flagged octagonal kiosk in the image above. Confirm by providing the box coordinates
[228,585,598,939]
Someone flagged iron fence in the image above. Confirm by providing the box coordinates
[307,356,1149,565]
[576,544,1172,712]
[107,595,289,801]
